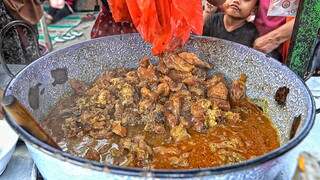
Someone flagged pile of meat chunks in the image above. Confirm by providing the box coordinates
[65,52,247,164]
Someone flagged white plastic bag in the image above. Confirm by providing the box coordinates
[267,0,300,17]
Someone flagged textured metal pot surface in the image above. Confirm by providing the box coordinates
[3,33,316,179]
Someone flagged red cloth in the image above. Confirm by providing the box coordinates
[90,5,137,39]
[99,0,203,55]
[113,0,203,55]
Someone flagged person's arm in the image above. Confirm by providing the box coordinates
[254,18,295,54]
[203,1,218,22]
[207,0,225,6]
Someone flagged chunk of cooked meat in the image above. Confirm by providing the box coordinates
[162,54,195,72]
[137,58,158,85]
[162,76,184,91]
[50,52,279,170]
[230,74,247,103]
[112,124,127,137]
[69,79,90,95]
[178,52,213,69]
[207,81,228,100]
[168,156,189,168]
[163,108,179,129]
[153,146,181,155]
[170,123,191,142]
[208,97,231,111]
[206,73,227,88]
[84,148,100,161]
[275,86,290,105]
[168,70,192,81]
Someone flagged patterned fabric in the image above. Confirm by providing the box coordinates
[90,5,137,39]
[0,1,39,64]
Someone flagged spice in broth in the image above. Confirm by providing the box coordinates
[42,52,280,169]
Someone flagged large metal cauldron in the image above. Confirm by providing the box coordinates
[3,33,316,179]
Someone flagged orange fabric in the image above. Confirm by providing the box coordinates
[109,0,204,56]
[282,17,295,63]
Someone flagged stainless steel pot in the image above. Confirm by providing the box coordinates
[2,33,316,179]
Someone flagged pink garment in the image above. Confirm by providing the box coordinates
[254,0,286,37]
[254,0,286,53]
[66,0,74,5]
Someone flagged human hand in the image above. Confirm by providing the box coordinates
[204,1,218,14]
[49,0,65,9]
[203,1,218,22]
[0,88,4,120]
[207,0,226,6]
[253,32,280,54]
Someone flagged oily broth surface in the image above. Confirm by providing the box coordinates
[42,53,280,169]
[42,84,279,169]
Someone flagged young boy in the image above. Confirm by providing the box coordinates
[203,0,259,48]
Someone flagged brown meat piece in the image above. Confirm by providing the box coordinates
[141,104,165,132]
[84,148,100,161]
[192,67,207,80]
[170,123,191,142]
[168,69,192,81]
[168,156,189,168]
[188,85,205,97]
[230,74,247,103]
[68,79,91,96]
[275,86,290,105]
[222,111,241,123]
[182,76,204,86]
[163,108,179,129]
[178,52,213,69]
[89,129,113,139]
[156,60,169,74]
[162,76,184,91]
[121,109,141,126]
[132,135,153,163]
[153,146,181,155]
[125,71,140,84]
[208,97,231,111]
[171,96,181,120]
[139,57,151,68]
[190,99,211,118]
[171,90,192,120]
[162,54,195,72]
[207,81,228,100]
[92,121,106,130]
[191,116,206,133]
[112,124,127,137]
[156,82,170,97]
[137,63,158,85]
[206,73,227,88]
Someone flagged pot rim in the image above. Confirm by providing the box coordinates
[3,35,316,178]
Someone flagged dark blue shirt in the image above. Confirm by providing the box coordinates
[203,13,259,47]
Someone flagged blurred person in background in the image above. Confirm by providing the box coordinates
[253,0,295,62]
[203,0,260,48]
[0,0,45,119]
[44,0,76,24]
[0,0,45,64]
[203,0,295,62]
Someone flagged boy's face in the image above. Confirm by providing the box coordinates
[222,0,258,19]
